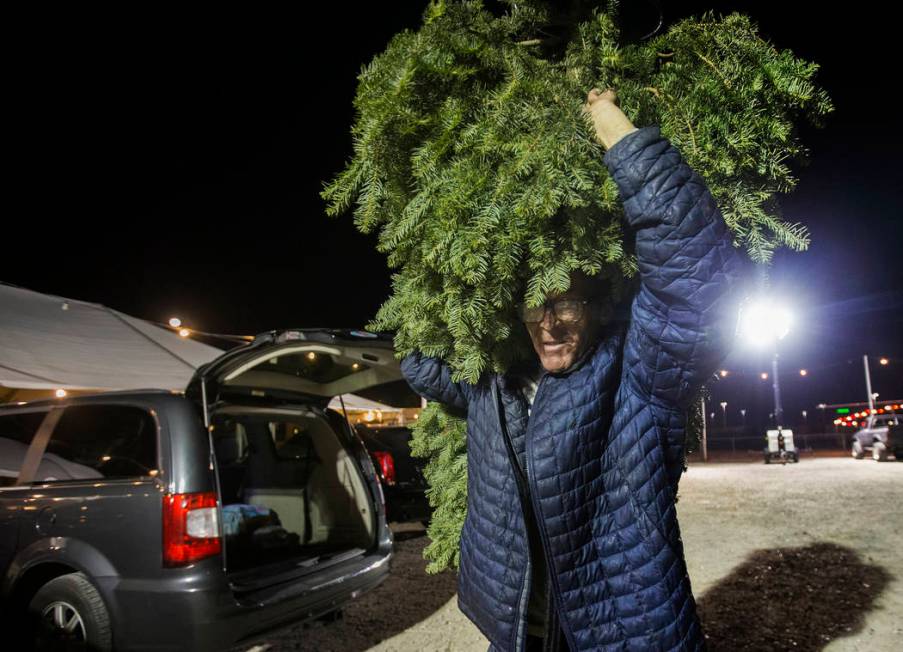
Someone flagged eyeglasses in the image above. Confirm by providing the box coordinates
[518,298,591,324]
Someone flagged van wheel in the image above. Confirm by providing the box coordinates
[872,442,888,462]
[28,572,112,651]
[851,440,864,459]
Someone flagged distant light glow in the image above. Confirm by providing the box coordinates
[719,369,728,377]
[55,389,67,398]
[307,352,317,360]
[760,372,768,380]
[169,317,182,328]
[178,328,190,338]
[879,357,889,365]
[799,369,807,376]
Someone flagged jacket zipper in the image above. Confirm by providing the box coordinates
[491,376,532,652]
[526,373,578,652]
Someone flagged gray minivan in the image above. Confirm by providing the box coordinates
[0,328,403,651]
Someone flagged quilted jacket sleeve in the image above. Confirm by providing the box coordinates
[604,125,750,412]
[400,350,472,412]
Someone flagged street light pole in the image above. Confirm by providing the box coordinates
[863,355,875,412]
[772,351,784,428]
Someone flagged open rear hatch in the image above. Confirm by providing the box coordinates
[186,329,408,592]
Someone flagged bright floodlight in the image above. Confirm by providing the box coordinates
[738,298,793,347]
[169,317,182,328]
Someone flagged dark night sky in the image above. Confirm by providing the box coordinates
[4,2,901,429]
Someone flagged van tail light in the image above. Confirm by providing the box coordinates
[371,451,396,486]
[162,492,221,567]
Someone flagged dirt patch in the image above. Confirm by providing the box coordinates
[679,457,903,652]
[698,542,892,651]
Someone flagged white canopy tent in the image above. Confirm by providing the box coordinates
[0,282,225,397]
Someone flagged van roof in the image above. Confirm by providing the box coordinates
[0,388,180,410]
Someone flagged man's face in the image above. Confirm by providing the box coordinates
[524,273,599,373]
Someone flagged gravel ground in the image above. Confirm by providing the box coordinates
[238,456,902,652]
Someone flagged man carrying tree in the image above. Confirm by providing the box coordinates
[400,88,749,651]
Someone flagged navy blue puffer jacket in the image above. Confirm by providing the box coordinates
[401,125,750,651]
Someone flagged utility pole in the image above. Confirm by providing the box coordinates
[863,355,875,412]
[772,352,784,427]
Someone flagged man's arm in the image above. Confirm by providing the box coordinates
[400,350,472,412]
[585,88,750,502]
[603,125,749,412]
[585,88,748,410]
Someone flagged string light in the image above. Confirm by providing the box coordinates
[154,319,254,344]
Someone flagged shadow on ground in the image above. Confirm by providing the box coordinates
[697,542,892,651]
[234,527,458,652]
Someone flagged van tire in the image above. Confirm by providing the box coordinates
[872,442,888,462]
[851,440,864,459]
[27,572,113,651]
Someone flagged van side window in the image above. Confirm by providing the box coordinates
[0,411,48,487]
[39,405,158,482]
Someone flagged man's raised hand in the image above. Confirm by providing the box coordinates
[582,87,639,151]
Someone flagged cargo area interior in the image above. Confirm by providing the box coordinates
[211,406,374,574]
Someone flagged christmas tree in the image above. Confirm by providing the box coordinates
[321,0,833,572]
